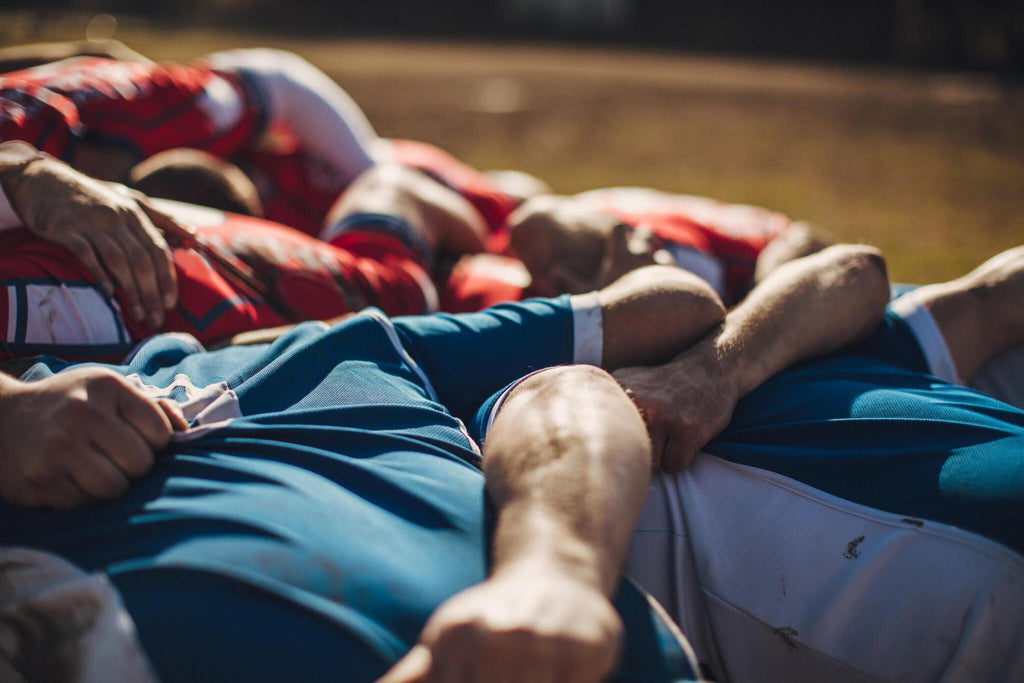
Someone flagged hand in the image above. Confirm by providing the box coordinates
[7,156,180,327]
[0,367,187,508]
[613,346,738,472]
[552,223,673,295]
[379,563,622,683]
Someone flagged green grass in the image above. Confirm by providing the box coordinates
[7,24,1024,282]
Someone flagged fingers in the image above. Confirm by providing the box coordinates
[137,200,182,308]
[660,426,699,473]
[61,204,178,326]
[133,205,178,313]
[378,646,431,683]
[89,229,148,323]
[158,399,190,432]
[114,206,173,326]
[89,413,157,478]
[109,380,176,451]
[58,232,115,296]
[40,474,92,510]
[67,445,130,500]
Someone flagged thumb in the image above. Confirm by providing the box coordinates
[138,197,196,245]
[378,645,432,683]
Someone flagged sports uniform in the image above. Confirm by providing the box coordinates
[0,53,520,238]
[574,187,791,305]
[0,200,436,362]
[443,188,792,311]
[0,297,698,682]
[626,303,1024,682]
[0,56,263,164]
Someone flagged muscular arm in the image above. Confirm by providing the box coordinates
[616,244,891,471]
[383,365,652,683]
[380,266,724,682]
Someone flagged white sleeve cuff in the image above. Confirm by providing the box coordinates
[570,291,603,366]
[890,293,964,385]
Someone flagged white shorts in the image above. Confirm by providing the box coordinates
[626,456,1024,682]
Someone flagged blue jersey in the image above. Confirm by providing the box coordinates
[0,299,698,683]
[707,309,1024,555]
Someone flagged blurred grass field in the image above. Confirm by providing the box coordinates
[6,22,1024,282]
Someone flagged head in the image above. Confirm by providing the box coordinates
[129,149,263,216]
[507,195,619,296]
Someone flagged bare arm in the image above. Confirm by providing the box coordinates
[380,265,725,682]
[382,365,652,683]
[616,244,890,471]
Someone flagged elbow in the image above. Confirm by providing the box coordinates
[611,264,726,362]
[637,264,727,330]
[820,243,891,330]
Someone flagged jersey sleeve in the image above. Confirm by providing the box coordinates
[0,83,80,159]
[1,58,264,163]
[391,295,596,424]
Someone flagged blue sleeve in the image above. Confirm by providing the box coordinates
[843,307,930,374]
[392,297,576,424]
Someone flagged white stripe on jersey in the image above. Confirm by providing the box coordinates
[366,309,439,402]
[195,74,245,134]
[890,292,963,385]
[664,244,727,301]
[626,453,1024,683]
[5,287,16,343]
[9,283,123,346]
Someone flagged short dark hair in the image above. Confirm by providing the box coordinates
[129,149,263,217]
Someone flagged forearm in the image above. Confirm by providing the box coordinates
[484,365,651,594]
[0,141,48,229]
[705,244,889,397]
[612,245,889,471]
[597,265,727,370]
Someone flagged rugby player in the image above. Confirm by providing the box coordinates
[506,187,829,306]
[0,255,734,681]
[0,47,529,324]
[0,141,489,361]
[2,236,1022,681]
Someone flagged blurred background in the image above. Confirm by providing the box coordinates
[1,1,1022,282]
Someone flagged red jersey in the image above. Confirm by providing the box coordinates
[0,57,262,162]
[0,201,433,362]
[442,189,793,311]
[0,59,519,236]
[574,188,791,303]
